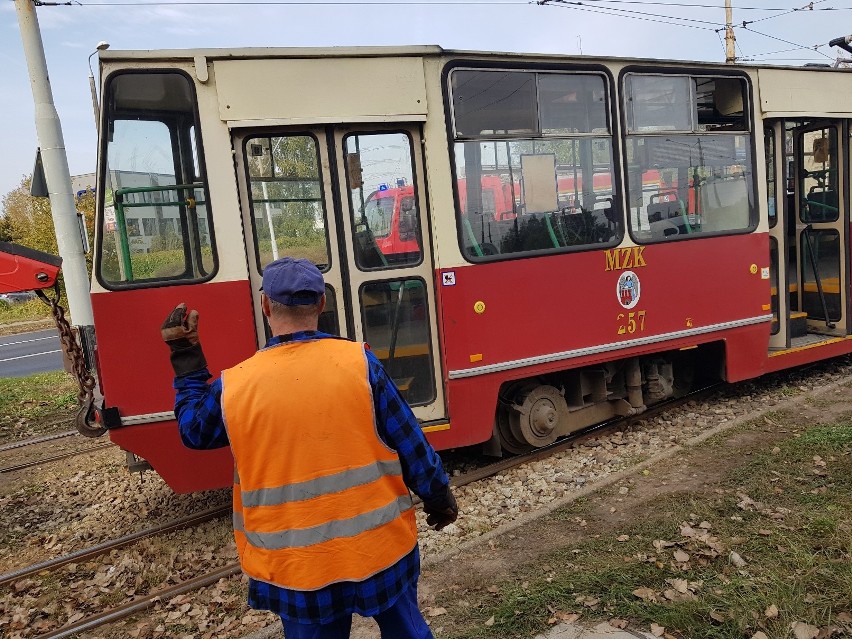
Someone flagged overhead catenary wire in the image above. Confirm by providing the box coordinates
[741,0,829,27]
[545,0,726,28]
[554,0,843,9]
[740,23,835,59]
[541,0,721,30]
[33,0,848,7]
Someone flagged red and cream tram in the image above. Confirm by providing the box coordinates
[84,46,852,492]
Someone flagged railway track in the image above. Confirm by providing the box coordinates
[26,385,721,639]
[0,441,112,474]
[0,429,77,454]
[0,505,230,588]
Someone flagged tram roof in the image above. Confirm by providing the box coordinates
[97,45,846,73]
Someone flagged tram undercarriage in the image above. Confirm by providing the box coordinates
[493,344,720,454]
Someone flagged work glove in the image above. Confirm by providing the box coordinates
[423,486,458,531]
[161,303,208,376]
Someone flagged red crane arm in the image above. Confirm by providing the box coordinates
[0,241,62,294]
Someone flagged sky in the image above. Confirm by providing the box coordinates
[1,0,851,201]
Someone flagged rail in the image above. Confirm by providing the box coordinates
[27,384,722,639]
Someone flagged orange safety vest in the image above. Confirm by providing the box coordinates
[221,337,417,591]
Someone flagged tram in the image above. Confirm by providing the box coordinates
[82,46,852,492]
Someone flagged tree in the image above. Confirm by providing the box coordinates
[2,175,58,255]
[1,174,96,275]
[0,215,13,243]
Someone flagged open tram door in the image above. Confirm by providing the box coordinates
[768,118,849,350]
[232,124,447,426]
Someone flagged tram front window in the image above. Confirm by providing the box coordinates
[97,72,216,287]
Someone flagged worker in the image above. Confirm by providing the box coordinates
[160,256,458,639]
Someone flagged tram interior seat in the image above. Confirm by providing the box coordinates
[646,195,687,239]
[646,199,682,224]
[462,214,500,257]
[805,189,838,222]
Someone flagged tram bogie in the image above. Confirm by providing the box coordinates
[83,46,852,492]
[493,342,719,453]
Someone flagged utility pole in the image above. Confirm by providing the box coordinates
[725,0,736,64]
[15,0,94,327]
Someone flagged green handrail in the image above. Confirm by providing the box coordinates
[678,199,693,234]
[805,198,839,215]
[112,196,134,281]
[462,217,485,258]
[544,213,562,248]
[113,184,203,282]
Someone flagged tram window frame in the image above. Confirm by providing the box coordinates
[765,127,778,230]
[240,132,333,276]
[444,63,623,264]
[95,69,218,290]
[620,69,757,245]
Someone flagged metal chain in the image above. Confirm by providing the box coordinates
[37,285,106,437]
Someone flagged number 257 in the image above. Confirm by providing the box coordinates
[617,310,646,335]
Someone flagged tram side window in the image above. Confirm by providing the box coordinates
[449,69,619,261]
[344,132,424,270]
[359,279,435,405]
[624,74,754,242]
[244,135,330,270]
[800,127,839,224]
[98,72,216,286]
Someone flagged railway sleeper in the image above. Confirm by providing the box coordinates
[493,345,714,455]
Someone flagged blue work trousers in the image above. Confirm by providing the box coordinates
[280,583,433,639]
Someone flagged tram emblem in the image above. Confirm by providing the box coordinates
[617,270,641,309]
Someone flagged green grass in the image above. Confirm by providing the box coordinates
[0,371,77,441]
[0,298,51,324]
[446,423,852,639]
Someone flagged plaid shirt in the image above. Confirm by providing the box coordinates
[173,331,449,624]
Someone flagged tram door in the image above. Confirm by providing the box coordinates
[232,125,446,423]
[793,121,848,337]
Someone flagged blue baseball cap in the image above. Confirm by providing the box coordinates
[261,257,325,306]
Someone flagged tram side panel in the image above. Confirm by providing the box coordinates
[433,233,772,450]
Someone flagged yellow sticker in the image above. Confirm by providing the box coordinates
[474,301,486,314]
[750,264,758,274]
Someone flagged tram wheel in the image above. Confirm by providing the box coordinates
[497,383,535,454]
[497,383,568,453]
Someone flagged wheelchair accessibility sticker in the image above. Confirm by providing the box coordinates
[617,270,641,309]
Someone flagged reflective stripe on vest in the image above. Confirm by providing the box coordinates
[233,493,413,549]
[222,338,418,591]
[240,459,403,508]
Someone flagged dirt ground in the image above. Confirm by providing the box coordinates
[399,387,852,639]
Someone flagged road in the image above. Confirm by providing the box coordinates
[0,329,64,378]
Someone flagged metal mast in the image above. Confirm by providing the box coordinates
[725,0,736,64]
[14,0,94,326]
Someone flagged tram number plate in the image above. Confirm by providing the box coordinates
[616,310,646,335]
